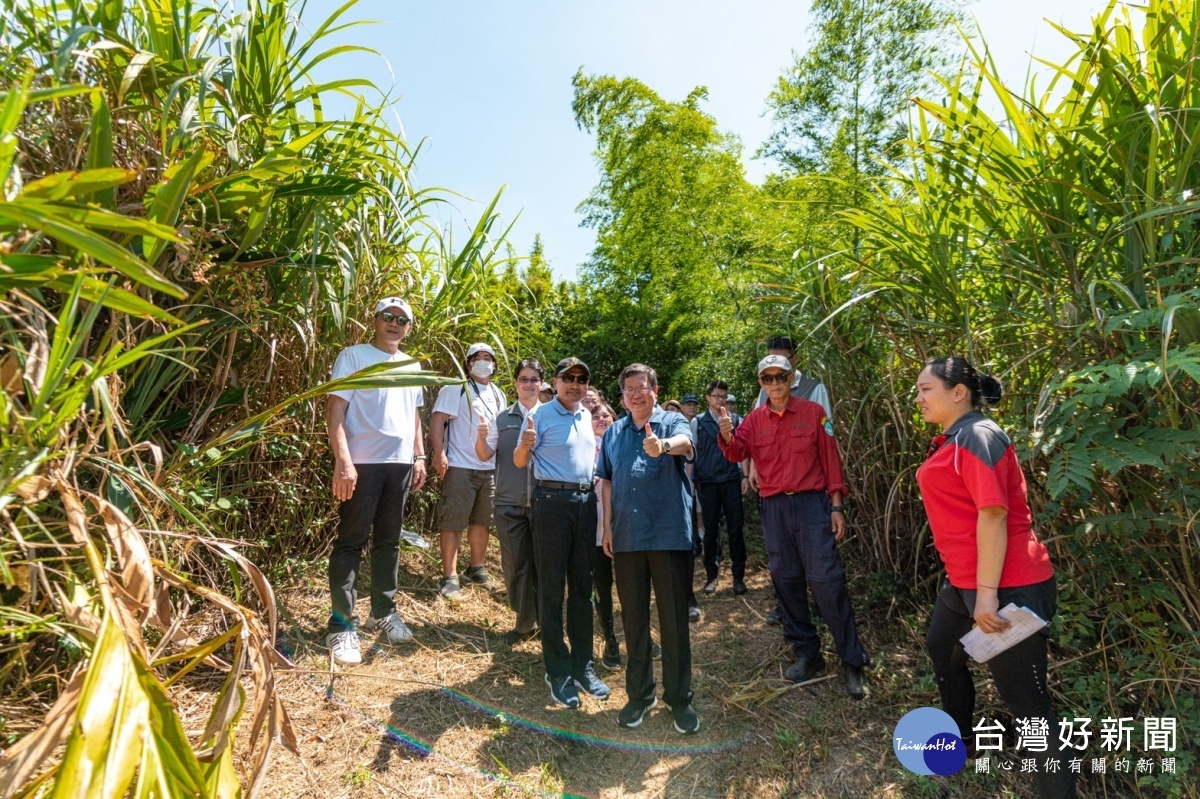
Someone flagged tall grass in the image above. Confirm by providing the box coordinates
[0,0,522,794]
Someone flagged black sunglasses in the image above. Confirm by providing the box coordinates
[558,373,588,384]
[378,312,411,325]
[759,371,792,385]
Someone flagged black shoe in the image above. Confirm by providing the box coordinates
[671,703,700,735]
[733,580,748,596]
[651,641,662,660]
[574,664,611,700]
[688,601,702,623]
[602,637,622,670]
[545,673,580,709]
[503,627,538,646]
[844,663,866,700]
[617,697,657,729]
[784,653,826,684]
[766,608,782,625]
[702,578,719,595]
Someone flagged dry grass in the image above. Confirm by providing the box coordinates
[252,527,1042,799]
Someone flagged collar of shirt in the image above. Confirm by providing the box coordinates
[507,400,541,420]
[546,397,585,419]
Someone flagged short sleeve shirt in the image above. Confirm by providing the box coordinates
[330,344,424,464]
[527,398,596,483]
[596,408,693,552]
[915,411,1054,589]
[433,379,507,471]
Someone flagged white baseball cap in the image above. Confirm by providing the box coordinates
[374,297,413,319]
[465,342,496,360]
[757,354,793,375]
[726,393,737,402]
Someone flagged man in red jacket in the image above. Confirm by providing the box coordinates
[718,355,870,699]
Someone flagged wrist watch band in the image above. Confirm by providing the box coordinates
[831,505,844,513]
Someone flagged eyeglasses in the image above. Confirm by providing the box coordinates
[516,377,541,384]
[377,312,411,325]
[709,394,728,402]
[558,373,588,384]
[622,387,653,396]
[759,371,792,385]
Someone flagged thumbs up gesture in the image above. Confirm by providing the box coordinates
[476,411,490,442]
[519,414,537,449]
[718,406,734,439]
[643,422,664,458]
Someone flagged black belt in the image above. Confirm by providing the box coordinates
[536,479,594,493]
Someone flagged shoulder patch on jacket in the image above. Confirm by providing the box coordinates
[822,416,834,436]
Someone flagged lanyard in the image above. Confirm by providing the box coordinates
[469,380,500,421]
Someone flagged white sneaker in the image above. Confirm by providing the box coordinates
[326,630,362,666]
[362,612,414,644]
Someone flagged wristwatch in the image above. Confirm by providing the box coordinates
[831,505,844,513]
[663,440,673,454]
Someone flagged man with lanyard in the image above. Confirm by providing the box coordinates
[751,335,834,625]
[718,355,870,699]
[325,297,427,666]
[514,357,610,709]
[598,363,700,734]
[475,358,544,644]
[430,343,507,601]
[691,380,749,596]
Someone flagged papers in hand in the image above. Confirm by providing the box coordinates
[960,603,1047,663]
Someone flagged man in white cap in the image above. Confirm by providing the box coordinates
[430,342,507,600]
[325,297,427,666]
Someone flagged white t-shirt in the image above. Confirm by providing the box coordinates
[433,380,507,470]
[330,344,424,464]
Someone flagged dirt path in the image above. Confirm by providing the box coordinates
[258,537,1013,798]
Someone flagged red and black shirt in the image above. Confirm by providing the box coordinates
[915,410,1054,589]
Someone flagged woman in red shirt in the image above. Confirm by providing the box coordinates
[915,357,1073,798]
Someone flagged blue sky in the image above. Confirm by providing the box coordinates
[305,0,1108,280]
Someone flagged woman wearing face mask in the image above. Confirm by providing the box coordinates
[915,357,1074,799]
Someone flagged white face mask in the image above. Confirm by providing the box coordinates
[470,360,494,379]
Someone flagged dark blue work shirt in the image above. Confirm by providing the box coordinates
[595,408,693,552]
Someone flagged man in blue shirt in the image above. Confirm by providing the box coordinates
[597,363,700,734]
[514,357,610,709]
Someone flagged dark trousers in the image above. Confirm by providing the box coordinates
[761,491,868,666]
[594,546,617,642]
[531,486,597,679]
[698,479,746,581]
[495,504,539,634]
[927,578,1075,799]
[328,463,413,633]
[614,549,693,708]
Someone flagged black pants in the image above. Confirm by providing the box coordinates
[495,504,539,634]
[926,578,1075,799]
[328,463,413,633]
[614,549,693,708]
[697,479,746,581]
[531,486,597,680]
[594,546,617,642]
[761,491,868,666]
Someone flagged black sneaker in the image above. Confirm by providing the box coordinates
[784,652,826,684]
[602,637,622,670]
[733,580,748,596]
[463,565,494,588]
[651,640,662,660]
[617,697,657,729]
[702,578,719,595]
[671,703,700,735]
[544,673,580,709]
[574,664,611,700]
[844,663,866,700]
[503,627,539,646]
[766,607,782,625]
[688,600,702,623]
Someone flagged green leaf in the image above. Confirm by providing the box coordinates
[143,149,212,266]
[20,169,135,202]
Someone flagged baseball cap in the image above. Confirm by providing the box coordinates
[554,357,590,380]
[465,343,496,360]
[539,381,553,392]
[681,394,699,404]
[374,297,413,319]
[757,354,793,375]
[726,393,737,402]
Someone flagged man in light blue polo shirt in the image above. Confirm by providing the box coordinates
[513,357,610,709]
[598,362,700,735]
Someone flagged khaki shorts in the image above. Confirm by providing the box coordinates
[436,466,495,530]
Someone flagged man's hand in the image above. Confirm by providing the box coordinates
[832,509,846,540]
[412,459,427,491]
[747,460,760,492]
[717,407,733,441]
[602,526,614,558]
[520,415,536,449]
[643,423,663,457]
[476,412,490,443]
[741,476,750,495]
[333,460,357,502]
[432,450,449,479]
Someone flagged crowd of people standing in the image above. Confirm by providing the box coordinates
[321,296,1072,795]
